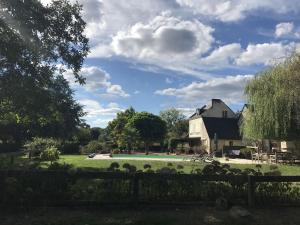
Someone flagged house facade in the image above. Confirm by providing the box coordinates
[189,99,243,153]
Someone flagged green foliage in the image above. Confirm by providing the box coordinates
[25,137,60,157]
[112,149,121,154]
[74,127,92,145]
[160,109,188,149]
[242,54,300,140]
[239,148,252,159]
[79,140,103,155]
[90,127,102,140]
[107,107,137,150]
[48,162,74,171]
[40,146,60,163]
[129,112,167,152]
[0,0,89,143]
[0,143,20,153]
[60,141,80,154]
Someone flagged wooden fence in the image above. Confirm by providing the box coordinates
[0,170,299,207]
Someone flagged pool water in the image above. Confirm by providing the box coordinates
[112,154,188,160]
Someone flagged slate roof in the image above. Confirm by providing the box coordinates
[202,117,241,140]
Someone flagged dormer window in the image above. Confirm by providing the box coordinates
[222,110,228,118]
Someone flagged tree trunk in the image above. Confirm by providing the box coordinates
[145,142,150,155]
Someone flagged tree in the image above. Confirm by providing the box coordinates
[107,107,136,149]
[159,108,188,138]
[90,127,101,140]
[129,112,167,153]
[242,54,300,141]
[74,126,92,146]
[0,0,89,144]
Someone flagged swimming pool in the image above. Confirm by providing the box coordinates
[112,154,188,160]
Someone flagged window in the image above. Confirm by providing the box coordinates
[222,110,228,118]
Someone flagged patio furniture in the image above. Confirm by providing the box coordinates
[249,146,269,163]
[269,151,296,164]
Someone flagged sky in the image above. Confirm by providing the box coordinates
[42,0,300,127]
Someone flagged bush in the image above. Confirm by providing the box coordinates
[80,140,103,155]
[240,148,252,159]
[112,149,120,154]
[25,137,60,158]
[60,141,80,154]
[0,143,20,153]
[40,146,60,163]
[48,162,74,171]
[143,164,152,169]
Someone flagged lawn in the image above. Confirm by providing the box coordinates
[1,207,300,225]
[1,154,300,175]
[57,155,300,175]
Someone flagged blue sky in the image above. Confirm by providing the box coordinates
[42,0,300,127]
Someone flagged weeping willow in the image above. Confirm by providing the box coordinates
[242,54,300,141]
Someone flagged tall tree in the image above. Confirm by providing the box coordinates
[159,108,188,138]
[107,107,136,149]
[242,53,300,141]
[129,112,167,153]
[0,0,89,143]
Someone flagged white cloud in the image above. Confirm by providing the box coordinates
[79,99,125,127]
[165,78,173,84]
[155,75,254,106]
[201,43,242,66]
[176,0,300,22]
[111,13,214,61]
[134,90,140,94]
[63,66,129,98]
[275,22,294,37]
[176,107,196,117]
[106,85,130,98]
[236,43,293,66]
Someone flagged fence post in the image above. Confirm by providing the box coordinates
[132,174,139,206]
[248,175,255,207]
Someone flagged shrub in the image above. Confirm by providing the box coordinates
[143,164,152,169]
[60,141,80,154]
[0,143,20,153]
[122,163,137,173]
[25,137,60,158]
[48,162,73,171]
[80,140,103,155]
[112,149,120,154]
[269,164,278,170]
[177,164,184,170]
[40,146,60,163]
[239,148,252,159]
[107,162,120,172]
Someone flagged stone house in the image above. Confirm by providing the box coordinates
[189,99,244,153]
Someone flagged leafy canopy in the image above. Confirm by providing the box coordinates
[160,108,188,138]
[129,112,167,149]
[0,0,89,143]
[242,54,300,140]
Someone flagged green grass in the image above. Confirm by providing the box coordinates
[56,155,300,175]
[1,154,300,175]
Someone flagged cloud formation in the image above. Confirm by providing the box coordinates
[79,99,124,127]
[111,13,214,60]
[236,43,293,66]
[176,0,300,22]
[275,22,294,37]
[156,75,254,105]
[63,66,129,98]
